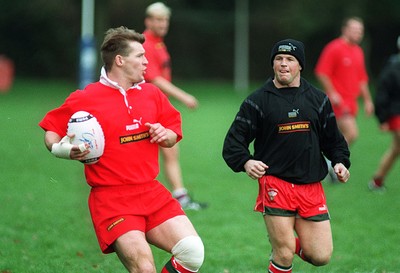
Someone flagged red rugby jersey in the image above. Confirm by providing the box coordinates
[143,30,172,82]
[315,37,368,100]
[39,71,182,187]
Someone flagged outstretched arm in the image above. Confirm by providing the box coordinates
[315,73,342,106]
[360,82,374,116]
[151,76,198,109]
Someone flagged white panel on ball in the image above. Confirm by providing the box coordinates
[67,111,105,164]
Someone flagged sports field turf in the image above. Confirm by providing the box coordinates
[0,78,399,272]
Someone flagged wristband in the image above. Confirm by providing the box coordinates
[51,136,74,159]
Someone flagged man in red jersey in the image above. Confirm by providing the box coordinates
[143,2,206,210]
[39,26,204,273]
[315,17,373,182]
[315,17,374,146]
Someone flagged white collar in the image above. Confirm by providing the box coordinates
[99,66,144,91]
[99,66,145,114]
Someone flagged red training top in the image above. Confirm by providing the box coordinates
[143,30,171,82]
[315,37,368,101]
[39,69,182,187]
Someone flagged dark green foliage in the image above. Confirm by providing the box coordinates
[1,1,400,81]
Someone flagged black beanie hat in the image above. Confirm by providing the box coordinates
[270,39,305,70]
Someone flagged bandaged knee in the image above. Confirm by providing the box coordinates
[171,235,204,272]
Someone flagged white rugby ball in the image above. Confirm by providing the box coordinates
[67,111,105,164]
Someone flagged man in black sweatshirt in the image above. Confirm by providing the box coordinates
[223,39,350,273]
[369,36,400,191]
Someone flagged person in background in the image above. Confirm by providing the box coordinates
[223,39,350,273]
[143,2,207,210]
[369,36,400,191]
[315,17,373,181]
[0,55,14,92]
[39,26,204,273]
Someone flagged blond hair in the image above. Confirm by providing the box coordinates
[145,2,171,18]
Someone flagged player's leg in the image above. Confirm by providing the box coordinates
[336,115,358,146]
[89,187,158,272]
[161,144,184,192]
[113,230,157,273]
[373,131,400,179]
[293,181,332,266]
[263,215,296,273]
[160,145,207,210]
[294,218,333,266]
[147,215,204,273]
[370,129,400,189]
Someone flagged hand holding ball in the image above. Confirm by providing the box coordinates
[67,111,105,164]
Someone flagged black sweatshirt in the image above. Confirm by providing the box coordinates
[375,54,400,124]
[223,77,350,184]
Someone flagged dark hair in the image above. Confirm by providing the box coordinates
[100,26,145,72]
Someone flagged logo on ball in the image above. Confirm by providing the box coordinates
[67,111,105,164]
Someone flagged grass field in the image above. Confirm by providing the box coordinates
[0,78,399,273]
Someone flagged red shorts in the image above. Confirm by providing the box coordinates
[254,176,330,221]
[89,180,185,254]
[388,115,400,131]
[332,99,358,119]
